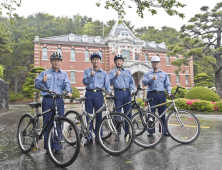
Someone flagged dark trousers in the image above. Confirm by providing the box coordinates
[114,90,132,134]
[147,91,168,134]
[85,91,103,139]
[42,97,64,150]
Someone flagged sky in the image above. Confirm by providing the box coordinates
[3,0,222,30]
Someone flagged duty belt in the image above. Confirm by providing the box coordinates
[86,89,102,92]
[114,88,129,91]
[149,91,164,93]
[44,95,62,98]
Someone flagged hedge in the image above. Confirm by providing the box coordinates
[185,87,220,102]
[9,91,23,101]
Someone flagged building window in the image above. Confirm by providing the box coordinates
[42,48,47,60]
[71,49,75,61]
[185,61,189,66]
[126,34,128,36]
[122,33,124,36]
[85,50,89,61]
[166,56,170,65]
[122,50,130,60]
[57,48,62,55]
[176,55,179,60]
[70,71,75,83]
[186,75,189,84]
[176,75,180,84]
[99,51,102,61]
[145,54,148,61]
[168,74,171,83]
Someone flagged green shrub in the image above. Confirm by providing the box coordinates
[9,91,17,102]
[166,98,190,110]
[191,100,214,112]
[171,86,187,98]
[0,65,3,78]
[69,87,80,102]
[215,101,222,112]
[16,93,23,100]
[185,87,220,102]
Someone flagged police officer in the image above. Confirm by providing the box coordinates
[109,55,135,140]
[142,55,171,136]
[82,52,111,146]
[35,52,73,154]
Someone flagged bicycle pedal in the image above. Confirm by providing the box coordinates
[32,148,37,151]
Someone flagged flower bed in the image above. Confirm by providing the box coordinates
[166,98,222,112]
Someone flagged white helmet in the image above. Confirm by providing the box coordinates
[151,55,160,62]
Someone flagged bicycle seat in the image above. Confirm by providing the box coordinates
[74,97,86,102]
[29,102,41,109]
[143,98,153,102]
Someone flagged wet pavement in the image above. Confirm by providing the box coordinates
[0,104,222,170]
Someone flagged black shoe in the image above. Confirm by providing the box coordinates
[84,139,93,146]
[164,133,170,137]
[54,150,61,154]
[45,150,48,155]
[147,132,155,137]
[115,135,120,141]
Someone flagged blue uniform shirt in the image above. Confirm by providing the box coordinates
[83,68,111,92]
[35,68,73,96]
[109,67,136,93]
[142,69,171,94]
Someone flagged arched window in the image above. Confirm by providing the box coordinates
[85,50,89,61]
[71,72,75,83]
[57,48,62,55]
[42,48,47,60]
[71,49,75,61]
[145,54,148,61]
[166,56,170,65]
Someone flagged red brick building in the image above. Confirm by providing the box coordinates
[33,20,194,97]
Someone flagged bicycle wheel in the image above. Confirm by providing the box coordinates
[17,114,35,153]
[65,111,82,133]
[132,112,164,148]
[166,109,200,144]
[47,117,80,168]
[97,112,135,155]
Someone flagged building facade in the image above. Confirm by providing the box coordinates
[33,20,194,97]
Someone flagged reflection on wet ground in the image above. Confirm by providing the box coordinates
[0,104,222,170]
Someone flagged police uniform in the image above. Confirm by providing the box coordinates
[109,67,135,135]
[83,68,111,140]
[142,69,171,134]
[35,67,73,151]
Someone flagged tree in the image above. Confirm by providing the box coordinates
[0,23,11,55]
[0,0,21,23]
[168,2,222,98]
[96,0,186,20]
[22,66,45,101]
[139,26,180,45]
[194,73,214,88]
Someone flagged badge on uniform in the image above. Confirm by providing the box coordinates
[99,76,101,78]
[58,77,61,79]
[124,74,126,76]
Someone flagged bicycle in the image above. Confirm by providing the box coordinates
[64,87,135,155]
[111,85,164,148]
[17,89,80,168]
[144,86,201,144]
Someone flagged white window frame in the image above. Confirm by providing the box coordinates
[166,56,170,65]
[185,75,189,85]
[176,75,180,84]
[122,50,130,61]
[70,49,75,61]
[42,48,47,60]
[70,71,76,83]
[85,50,89,62]
[145,54,148,61]
[168,74,171,83]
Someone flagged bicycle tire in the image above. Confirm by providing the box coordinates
[166,109,200,144]
[97,112,135,155]
[17,114,35,154]
[47,117,80,168]
[65,110,112,140]
[132,111,164,148]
